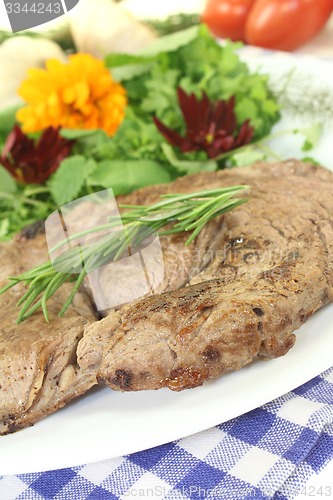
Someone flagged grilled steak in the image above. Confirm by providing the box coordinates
[86,160,333,391]
[1,159,333,434]
[0,233,97,434]
[0,180,225,434]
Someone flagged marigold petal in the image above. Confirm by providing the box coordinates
[63,86,75,104]
[16,107,38,133]
[75,82,90,107]
[17,52,127,136]
[46,58,66,76]
[47,92,59,107]
[18,81,46,104]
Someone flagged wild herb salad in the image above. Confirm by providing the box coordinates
[0,25,320,241]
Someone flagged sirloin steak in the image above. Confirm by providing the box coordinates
[1,160,333,434]
[80,160,333,391]
[0,174,225,434]
[0,229,97,435]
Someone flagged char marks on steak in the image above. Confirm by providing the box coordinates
[0,233,97,435]
[92,160,333,391]
[0,173,227,434]
[1,160,333,434]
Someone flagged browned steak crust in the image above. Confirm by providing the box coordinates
[90,160,333,391]
[0,233,97,435]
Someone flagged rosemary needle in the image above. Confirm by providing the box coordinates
[0,185,250,323]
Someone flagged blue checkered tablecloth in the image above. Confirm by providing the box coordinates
[1,367,333,500]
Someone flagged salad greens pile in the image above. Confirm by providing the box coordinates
[51,27,280,201]
[0,25,320,242]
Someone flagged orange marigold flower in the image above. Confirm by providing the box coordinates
[16,53,127,137]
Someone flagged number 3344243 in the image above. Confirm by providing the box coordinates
[5,3,62,14]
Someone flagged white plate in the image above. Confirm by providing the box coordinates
[1,51,333,476]
[1,306,333,475]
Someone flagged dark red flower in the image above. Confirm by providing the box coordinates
[0,125,73,184]
[154,88,254,159]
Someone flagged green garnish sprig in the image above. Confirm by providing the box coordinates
[0,186,249,323]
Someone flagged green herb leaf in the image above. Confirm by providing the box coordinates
[294,123,323,152]
[0,104,21,139]
[0,165,17,193]
[60,128,105,140]
[87,159,173,194]
[105,27,199,82]
[161,144,217,173]
[141,68,180,118]
[141,25,199,56]
[0,219,9,239]
[0,185,53,242]
[104,53,156,68]
[112,63,154,82]
[301,156,321,166]
[48,156,97,205]
[104,52,158,83]
[228,147,266,167]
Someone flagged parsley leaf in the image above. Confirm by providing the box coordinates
[87,159,174,194]
[48,156,97,206]
[0,165,17,194]
[295,123,323,152]
[161,144,217,173]
[228,147,266,167]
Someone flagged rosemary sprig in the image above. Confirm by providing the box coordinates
[0,186,249,323]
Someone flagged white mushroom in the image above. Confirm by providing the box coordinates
[0,36,66,111]
[69,0,156,58]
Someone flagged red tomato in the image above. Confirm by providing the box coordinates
[245,0,333,51]
[202,0,256,41]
